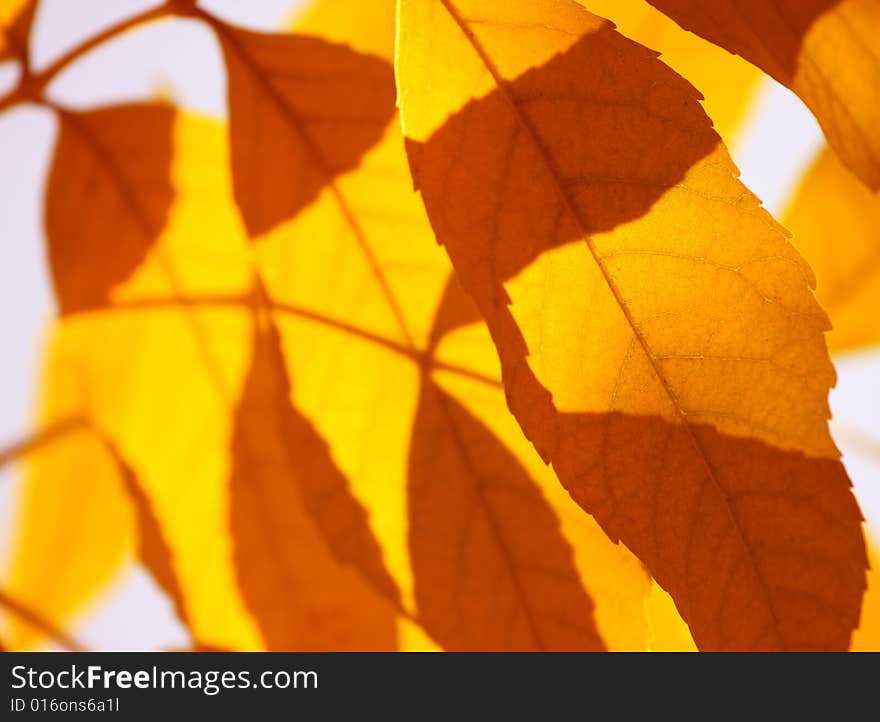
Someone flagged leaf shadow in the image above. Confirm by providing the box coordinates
[408,377,606,651]
[227,295,400,650]
[405,20,868,650]
[220,27,396,237]
[550,405,866,651]
[406,20,720,284]
[46,103,175,314]
[408,276,605,650]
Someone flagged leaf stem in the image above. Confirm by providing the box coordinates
[0,587,85,651]
[0,2,176,115]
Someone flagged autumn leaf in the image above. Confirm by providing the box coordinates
[408,279,605,650]
[784,147,880,353]
[229,293,400,650]
[250,0,651,650]
[46,104,175,313]
[0,587,84,652]
[4,0,874,653]
[206,12,396,237]
[2,347,133,650]
[397,0,867,650]
[0,344,193,648]
[4,0,664,651]
[851,541,880,650]
[646,0,880,192]
[6,109,262,651]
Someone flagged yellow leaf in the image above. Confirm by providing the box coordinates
[97,431,192,636]
[228,300,400,650]
[648,0,880,192]
[397,0,867,650]
[243,0,652,650]
[784,147,880,353]
[8,0,691,652]
[9,109,261,651]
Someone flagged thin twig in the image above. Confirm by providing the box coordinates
[0,414,86,471]
[0,2,176,114]
[0,588,85,651]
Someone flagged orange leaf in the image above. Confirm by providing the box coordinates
[46,104,175,313]
[229,298,400,650]
[397,0,868,650]
[647,0,880,191]
[213,19,396,237]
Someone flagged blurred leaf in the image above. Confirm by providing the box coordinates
[96,431,192,636]
[213,20,396,237]
[46,104,175,313]
[228,299,400,650]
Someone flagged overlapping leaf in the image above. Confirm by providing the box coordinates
[397,0,867,650]
[212,16,396,236]
[3,0,661,651]
[647,0,880,191]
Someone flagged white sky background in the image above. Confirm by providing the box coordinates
[0,0,878,650]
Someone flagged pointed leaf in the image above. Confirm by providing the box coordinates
[397,0,868,650]
[215,22,395,236]
[46,104,175,313]
[229,304,399,650]
[577,0,761,145]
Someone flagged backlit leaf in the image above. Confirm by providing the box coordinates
[213,18,396,237]
[229,296,400,650]
[397,0,868,650]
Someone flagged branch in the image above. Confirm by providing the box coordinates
[0,587,85,651]
[0,414,86,471]
[0,2,177,114]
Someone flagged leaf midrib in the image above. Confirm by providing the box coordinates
[434,0,783,648]
[203,11,417,350]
